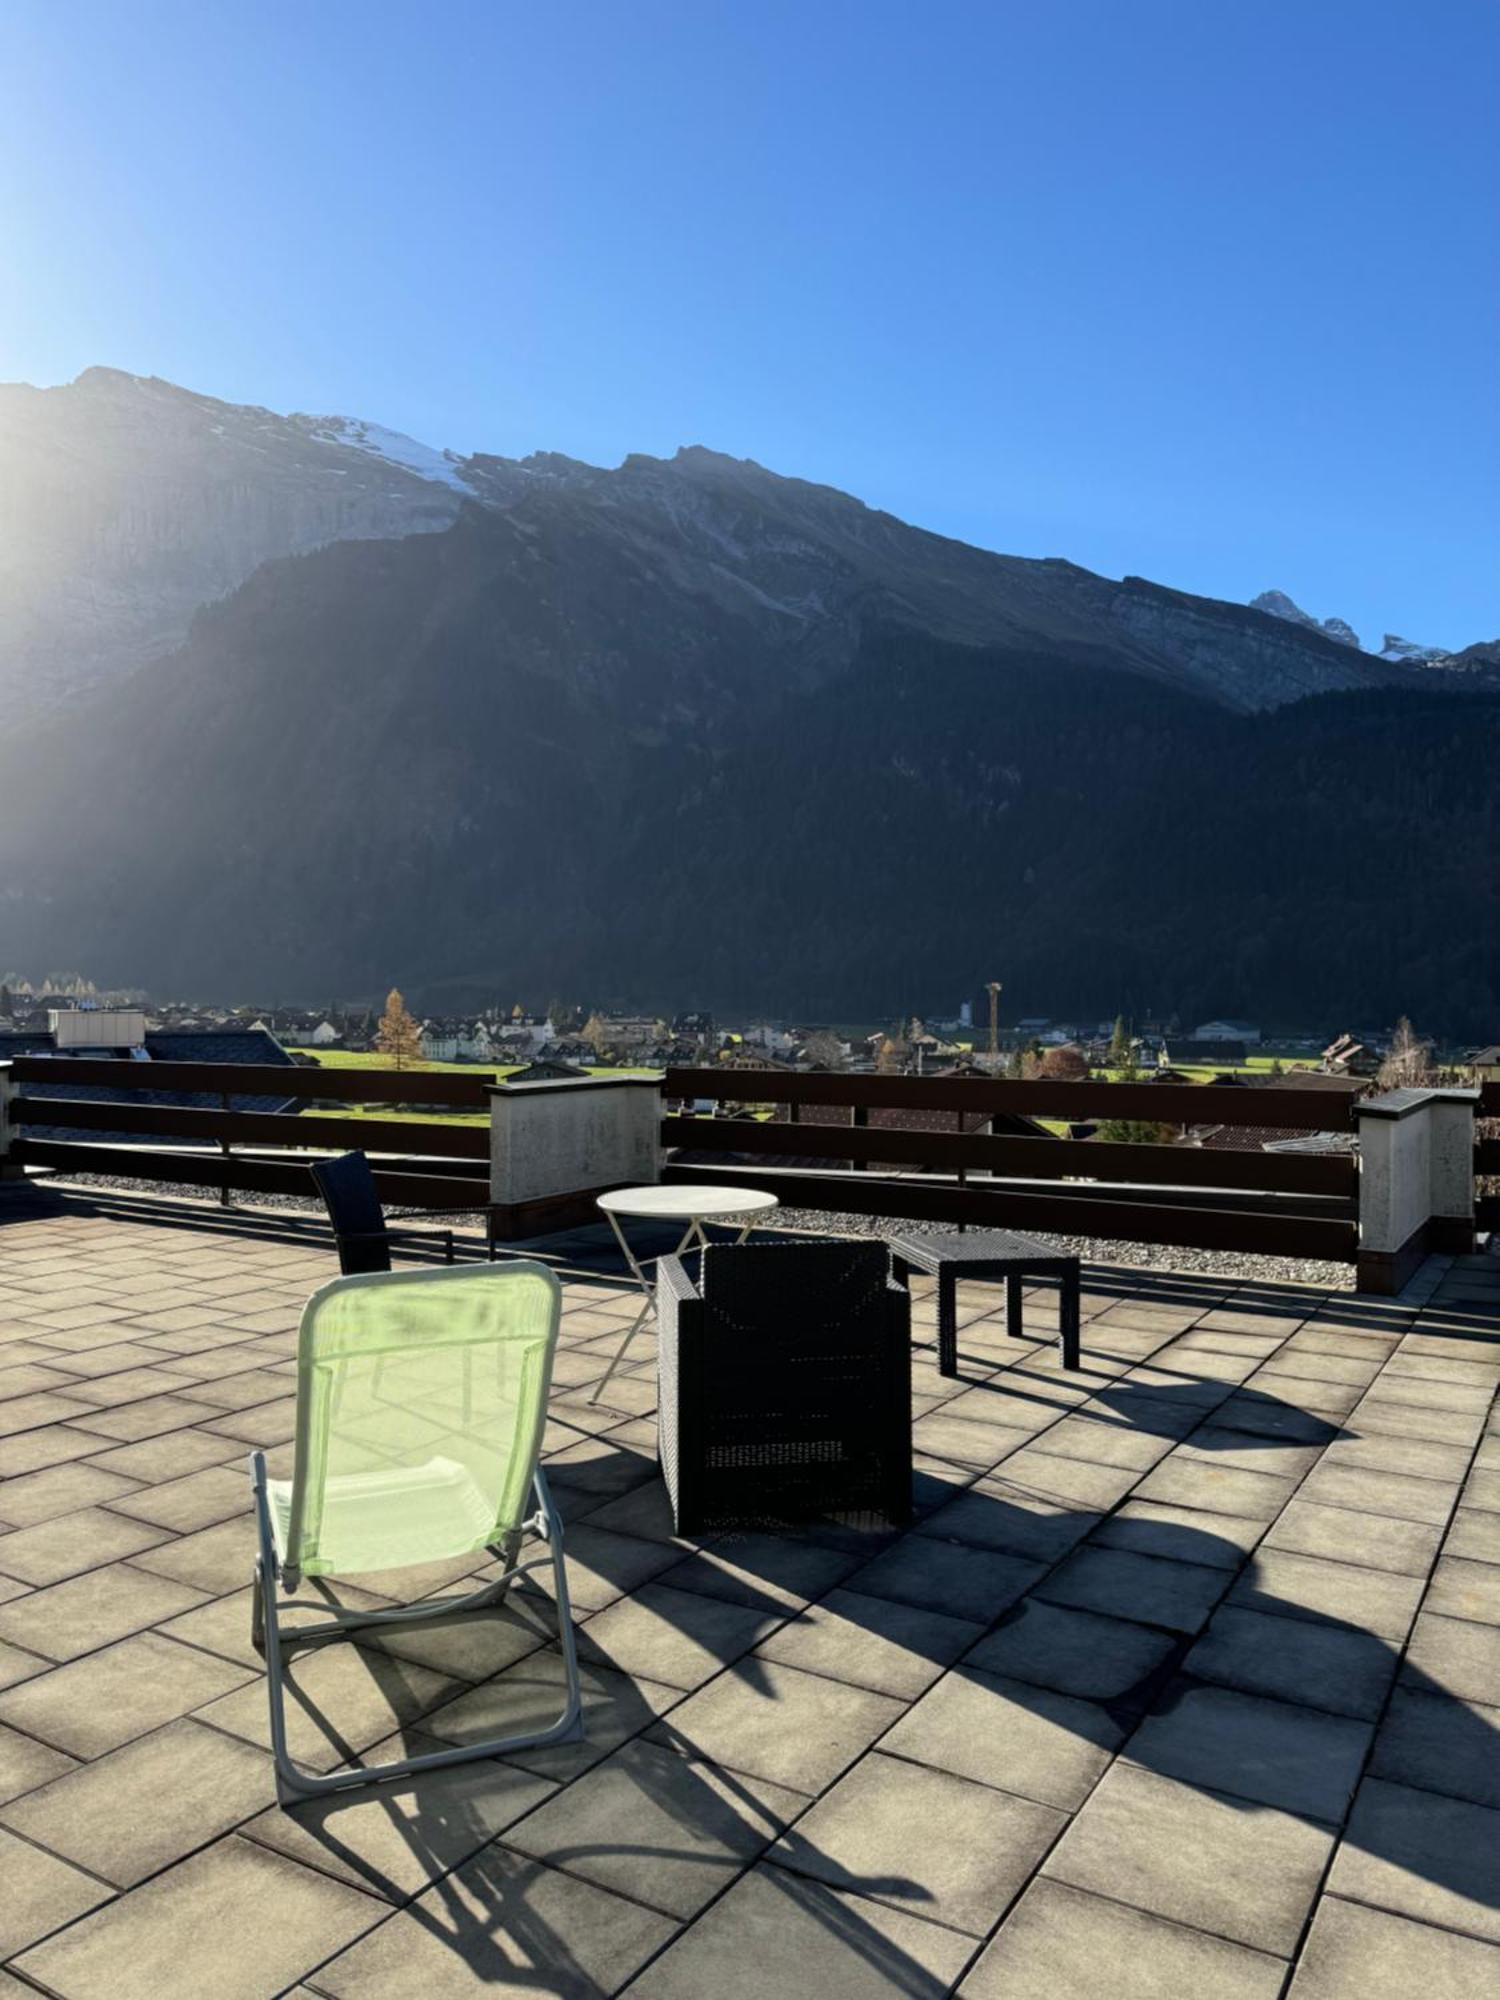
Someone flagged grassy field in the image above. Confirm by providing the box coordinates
[282,1049,653,1128]
[280,1047,1324,1137]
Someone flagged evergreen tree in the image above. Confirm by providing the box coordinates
[375,988,423,1071]
[1108,1015,1130,1068]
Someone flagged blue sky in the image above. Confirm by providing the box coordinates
[2,1,1495,648]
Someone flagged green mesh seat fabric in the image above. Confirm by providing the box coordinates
[269,1261,561,1580]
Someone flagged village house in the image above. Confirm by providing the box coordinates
[1194,1017,1261,1044]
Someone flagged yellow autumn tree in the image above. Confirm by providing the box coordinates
[376,987,423,1071]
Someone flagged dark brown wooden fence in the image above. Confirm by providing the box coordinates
[1478,1080,1500,1234]
[662,1066,1361,1262]
[6,1056,490,1211]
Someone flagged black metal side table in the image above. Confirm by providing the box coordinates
[888,1228,1081,1377]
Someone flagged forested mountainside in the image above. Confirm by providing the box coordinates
[0,540,1494,1032]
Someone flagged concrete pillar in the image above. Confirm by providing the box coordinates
[1354,1087,1476,1293]
[487,1074,661,1240]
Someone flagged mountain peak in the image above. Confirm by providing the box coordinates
[1250,590,1362,651]
[1378,633,1451,665]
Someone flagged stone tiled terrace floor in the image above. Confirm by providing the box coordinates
[0,1190,1498,1999]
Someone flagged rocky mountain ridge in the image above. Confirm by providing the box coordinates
[0,368,467,715]
[1,366,1470,722]
[1249,587,1476,669]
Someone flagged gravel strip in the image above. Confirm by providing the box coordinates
[772,1205,1356,1291]
[40,1173,1354,1289]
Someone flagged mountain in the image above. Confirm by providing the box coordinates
[0,368,469,717]
[0,519,1496,1031]
[1250,588,1486,674]
[1376,633,1452,666]
[1249,590,1362,650]
[0,368,1427,723]
[0,367,1496,1030]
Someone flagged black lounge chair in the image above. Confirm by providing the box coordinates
[309,1149,481,1273]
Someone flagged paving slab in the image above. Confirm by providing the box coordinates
[428,1650,681,1783]
[958,1875,1288,2000]
[1185,1605,1398,1720]
[241,1735,555,1902]
[1424,1553,1500,1625]
[1037,1545,1229,1634]
[576,1581,785,1691]
[881,1665,1122,1809]
[845,1536,1043,1624]
[653,1533,860,1614]
[1170,1426,1325,1480]
[308,1844,675,1999]
[1230,1547,1424,1641]
[0,1506,172,1587]
[1290,1893,1500,1999]
[987,1447,1141,1511]
[506,1733,804,1919]
[770,1750,1066,1936]
[1369,1685,1500,1811]
[194,1639,457,1774]
[1133,1456,1296,1521]
[1402,1612,1500,1707]
[1445,1508,1500,1569]
[910,1410,1034,1468]
[0,1459,143,1528]
[0,1561,207,1663]
[129,1515,256,1594]
[357,1595,559,1685]
[0,1821,113,1958]
[1211,1393,1345,1446]
[0,1629,254,1757]
[621,1859,973,1999]
[1263,1499,1442,1576]
[1043,1760,1334,1956]
[0,1720,77,1805]
[1086,1498,1264,1568]
[1329,1775,1500,1944]
[964,1599,1178,1704]
[1320,1431,1474,1481]
[1022,1413,1175,1471]
[105,1465,249,1533]
[913,1481,1099,1562]
[1296,1461,1459,1527]
[752,1588,983,1700]
[1125,1681,1371,1821]
[649,1658,902,1795]
[13,1834,385,2000]
[0,1716,274,1887]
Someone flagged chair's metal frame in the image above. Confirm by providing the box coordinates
[250,1451,583,1798]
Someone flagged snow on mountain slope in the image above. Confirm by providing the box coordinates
[290,414,478,493]
[1377,633,1452,665]
[0,368,466,715]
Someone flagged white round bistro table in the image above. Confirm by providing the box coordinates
[588,1185,780,1406]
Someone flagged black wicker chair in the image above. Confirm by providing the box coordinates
[309,1150,461,1274]
[656,1238,912,1534]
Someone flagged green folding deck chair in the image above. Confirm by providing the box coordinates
[249,1260,584,1798]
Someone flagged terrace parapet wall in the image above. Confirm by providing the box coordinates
[1354,1085,1477,1293]
[487,1073,661,1239]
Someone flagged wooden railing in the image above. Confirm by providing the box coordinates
[1478,1079,1500,1234]
[661,1066,1361,1262]
[6,1055,491,1210]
